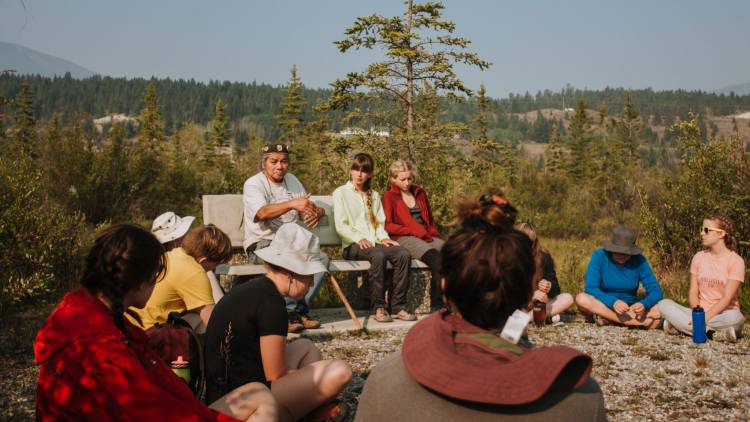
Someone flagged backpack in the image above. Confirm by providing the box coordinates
[145,312,206,402]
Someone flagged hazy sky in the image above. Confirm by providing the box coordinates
[1,0,748,98]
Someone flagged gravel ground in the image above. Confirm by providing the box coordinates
[308,321,750,422]
[3,306,748,421]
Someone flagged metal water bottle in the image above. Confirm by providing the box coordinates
[692,306,706,343]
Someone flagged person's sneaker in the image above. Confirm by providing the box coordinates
[392,309,417,321]
[594,315,610,327]
[713,326,738,343]
[299,312,322,330]
[374,307,393,323]
[662,319,676,335]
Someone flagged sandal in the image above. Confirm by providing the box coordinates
[374,307,393,323]
[306,400,348,422]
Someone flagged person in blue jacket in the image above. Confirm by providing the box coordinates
[575,225,663,329]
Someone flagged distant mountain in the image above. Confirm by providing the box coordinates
[0,42,96,78]
[714,82,750,96]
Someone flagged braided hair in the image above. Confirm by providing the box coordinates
[351,153,379,230]
[706,214,738,252]
[80,224,166,335]
[441,192,534,331]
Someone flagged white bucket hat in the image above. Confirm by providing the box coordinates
[151,212,195,244]
[254,223,327,275]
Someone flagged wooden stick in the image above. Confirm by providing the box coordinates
[328,273,362,331]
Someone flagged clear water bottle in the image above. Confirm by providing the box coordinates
[692,306,706,343]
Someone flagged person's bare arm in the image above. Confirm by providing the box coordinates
[198,304,214,326]
[259,335,288,381]
[256,197,311,221]
[688,272,700,308]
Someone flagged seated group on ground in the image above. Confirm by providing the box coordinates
[33,142,745,421]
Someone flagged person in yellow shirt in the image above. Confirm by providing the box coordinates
[131,224,233,333]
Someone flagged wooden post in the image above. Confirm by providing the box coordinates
[328,273,363,331]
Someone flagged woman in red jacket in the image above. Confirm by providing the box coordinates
[34,224,277,422]
[382,160,445,308]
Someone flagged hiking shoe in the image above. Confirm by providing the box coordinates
[392,309,417,321]
[663,319,677,335]
[287,312,305,333]
[306,400,347,422]
[374,308,393,323]
[299,312,322,330]
[714,327,738,343]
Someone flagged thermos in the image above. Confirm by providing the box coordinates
[692,306,706,343]
[171,355,191,383]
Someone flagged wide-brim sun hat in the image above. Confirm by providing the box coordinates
[254,223,327,275]
[601,224,642,255]
[151,212,195,244]
[401,311,592,406]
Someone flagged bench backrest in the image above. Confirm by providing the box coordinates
[202,194,342,249]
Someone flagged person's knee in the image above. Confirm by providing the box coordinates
[322,360,352,395]
[575,293,591,308]
[370,249,386,264]
[394,248,411,263]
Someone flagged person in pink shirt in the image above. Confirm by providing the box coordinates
[659,215,745,342]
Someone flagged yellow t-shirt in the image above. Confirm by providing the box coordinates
[130,247,214,329]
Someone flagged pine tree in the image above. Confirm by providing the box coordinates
[138,82,165,144]
[545,122,565,175]
[211,98,230,149]
[498,139,518,186]
[328,0,491,157]
[278,65,307,146]
[567,100,594,180]
[12,80,37,153]
[474,84,490,142]
[617,91,641,159]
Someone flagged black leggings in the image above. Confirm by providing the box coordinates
[420,249,443,307]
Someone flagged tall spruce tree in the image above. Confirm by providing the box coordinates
[328,0,490,156]
[138,82,165,144]
[12,80,37,153]
[474,84,490,142]
[616,91,641,159]
[278,65,307,146]
[567,100,594,180]
[211,98,230,149]
[545,122,565,175]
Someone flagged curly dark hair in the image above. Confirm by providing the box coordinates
[80,224,166,335]
[441,194,534,331]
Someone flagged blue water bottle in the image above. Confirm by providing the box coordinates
[692,305,706,343]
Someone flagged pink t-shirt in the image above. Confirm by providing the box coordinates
[690,250,746,311]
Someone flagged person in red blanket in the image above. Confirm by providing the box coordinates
[381,159,445,308]
[34,224,277,421]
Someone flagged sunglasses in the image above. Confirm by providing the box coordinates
[700,226,725,235]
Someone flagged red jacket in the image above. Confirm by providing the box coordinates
[381,184,441,242]
[34,288,239,422]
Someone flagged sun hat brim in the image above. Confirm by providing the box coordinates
[154,216,195,244]
[254,247,327,275]
[601,240,642,256]
[401,312,592,406]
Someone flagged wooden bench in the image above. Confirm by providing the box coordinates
[202,194,431,328]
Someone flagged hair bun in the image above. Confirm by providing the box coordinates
[456,195,517,232]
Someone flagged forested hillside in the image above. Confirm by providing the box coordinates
[2,73,749,146]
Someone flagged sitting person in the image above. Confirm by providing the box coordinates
[575,225,663,328]
[152,211,224,303]
[243,142,328,333]
[659,215,745,342]
[332,152,415,322]
[204,223,352,422]
[516,222,574,319]
[131,224,233,333]
[355,193,606,421]
[35,224,277,421]
[151,211,195,251]
[382,159,445,308]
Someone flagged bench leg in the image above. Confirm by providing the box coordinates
[328,273,363,331]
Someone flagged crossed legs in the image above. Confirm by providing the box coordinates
[575,293,661,329]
